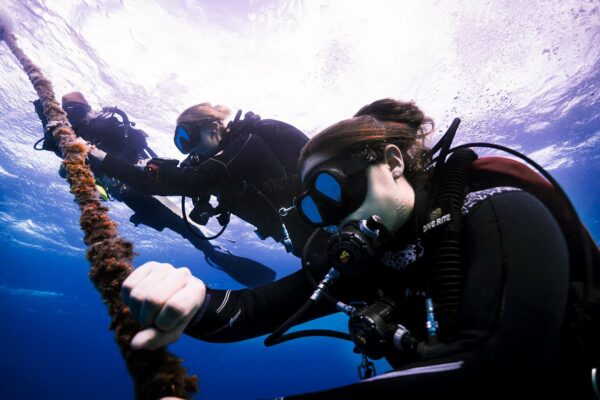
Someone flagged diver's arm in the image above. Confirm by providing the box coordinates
[183,259,337,342]
[88,145,106,162]
[451,190,569,389]
[410,191,569,384]
[97,152,228,196]
[120,257,336,349]
[398,191,568,395]
[96,133,267,196]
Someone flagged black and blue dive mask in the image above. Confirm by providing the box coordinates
[295,156,372,227]
[174,125,200,154]
[63,103,90,126]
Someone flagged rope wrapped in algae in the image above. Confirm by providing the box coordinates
[0,20,198,400]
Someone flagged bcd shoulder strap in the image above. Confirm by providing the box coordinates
[421,148,478,337]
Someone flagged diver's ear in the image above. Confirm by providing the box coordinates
[384,144,404,179]
[209,120,220,135]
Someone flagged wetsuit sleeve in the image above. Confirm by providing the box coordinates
[99,153,228,196]
[184,227,375,342]
[280,191,571,399]
[99,133,269,196]
[184,259,336,342]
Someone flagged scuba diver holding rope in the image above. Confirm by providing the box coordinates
[114,98,600,399]
[87,102,322,259]
[33,92,277,288]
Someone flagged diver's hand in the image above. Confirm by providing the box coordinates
[121,261,206,350]
[72,136,88,148]
[71,137,106,161]
[72,137,106,161]
[88,146,106,161]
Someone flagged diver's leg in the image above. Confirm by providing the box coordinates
[116,187,276,287]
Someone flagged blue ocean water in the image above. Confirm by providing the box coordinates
[1,1,599,399]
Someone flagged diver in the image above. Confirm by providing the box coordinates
[87,102,320,258]
[116,99,600,399]
[33,92,276,288]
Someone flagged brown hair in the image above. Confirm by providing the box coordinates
[176,102,231,130]
[299,98,434,185]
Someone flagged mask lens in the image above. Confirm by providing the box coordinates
[174,126,193,154]
[64,104,88,124]
[314,172,342,203]
[299,195,323,225]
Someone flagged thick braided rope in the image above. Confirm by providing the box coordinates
[0,26,198,400]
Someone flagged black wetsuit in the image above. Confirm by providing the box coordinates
[99,112,317,257]
[38,106,150,165]
[35,103,277,287]
[182,188,584,398]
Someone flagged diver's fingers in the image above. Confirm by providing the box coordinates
[137,267,192,328]
[131,317,190,351]
[125,262,173,320]
[154,276,206,331]
[121,261,159,304]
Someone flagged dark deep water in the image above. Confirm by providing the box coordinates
[1,1,599,399]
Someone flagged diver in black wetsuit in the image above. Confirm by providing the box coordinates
[90,102,318,258]
[116,99,600,399]
[34,92,276,288]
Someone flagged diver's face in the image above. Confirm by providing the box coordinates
[63,102,89,127]
[300,145,415,234]
[191,122,222,157]
[338,162,414,233]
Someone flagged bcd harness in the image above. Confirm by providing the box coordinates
[178,110,297,251]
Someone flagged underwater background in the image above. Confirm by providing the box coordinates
[0,1,599,399]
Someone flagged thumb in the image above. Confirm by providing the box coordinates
[130,319,189,351]
[131,327,173,351]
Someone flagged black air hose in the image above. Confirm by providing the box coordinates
[429,148,478,332]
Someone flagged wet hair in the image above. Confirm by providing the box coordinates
[176,102,231,131]
[299,98,434,186]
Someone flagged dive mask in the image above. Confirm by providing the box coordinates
[63,102,90,126]
[174,125,199,154]
[296,155,374,227]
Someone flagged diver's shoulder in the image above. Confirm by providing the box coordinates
[462,186,524,216]
[462,187,561,228]
[253,118,308,140]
